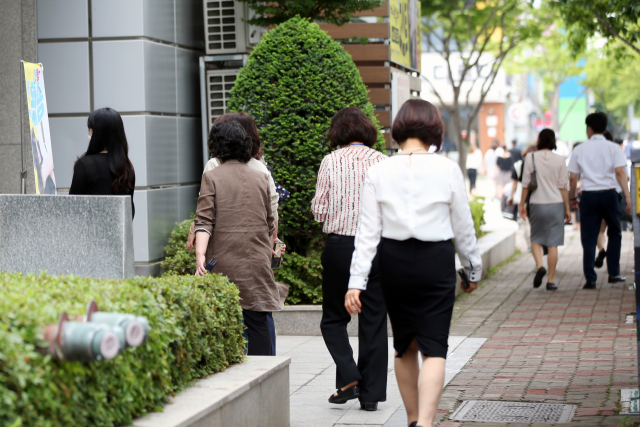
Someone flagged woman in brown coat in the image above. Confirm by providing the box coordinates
[194,122,280,355]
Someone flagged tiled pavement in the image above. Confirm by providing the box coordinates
[437,229,637,427]
[280,227,637,426]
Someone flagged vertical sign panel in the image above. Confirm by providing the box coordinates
[389,0,421,70]
[23,62,57,194]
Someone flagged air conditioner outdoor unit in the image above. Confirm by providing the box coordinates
[203,1,267,55]
[205,69,241,129]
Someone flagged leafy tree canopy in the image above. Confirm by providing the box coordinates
[551,0,640,56]
[237,0,384,27]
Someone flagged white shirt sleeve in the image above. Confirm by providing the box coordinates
[567,149,580,174]
[449,165,483,282]
[613,146,628,169]
[348,170,382,290]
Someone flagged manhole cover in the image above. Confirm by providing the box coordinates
[450,401,576,423]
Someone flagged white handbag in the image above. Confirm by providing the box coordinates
[512,160,523,205]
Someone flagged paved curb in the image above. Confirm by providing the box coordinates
[131,356,291,427]
[274,230,516,337]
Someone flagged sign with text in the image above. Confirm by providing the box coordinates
[23,62,56,194]
[390,0,421,70]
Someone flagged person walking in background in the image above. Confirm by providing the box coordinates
[496,146,514,198]
[345,100,482,427]
[483,139,499,178]
[187,112,285,355]
[466,141,482,195]
[519,129,570,291]
[311,107,388,411]
[507,145,536,249]
[69,107,135,218]
[594,132,630,269]
[509,138,523,163]
[194,122,280,356]
[568,112,632,289]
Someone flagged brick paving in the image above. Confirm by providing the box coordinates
[438,228,637,426]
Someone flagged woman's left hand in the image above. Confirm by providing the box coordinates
[195,254,207,276]
[564,209,571,224]
[345,289,362,315]
[519,205,527,220]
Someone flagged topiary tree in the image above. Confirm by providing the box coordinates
[227,17,384,255]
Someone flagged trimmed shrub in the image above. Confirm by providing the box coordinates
[162,215,196,275]
[0,272,244,427]
[469,198,487,238]
[273,251,323,305]
[227,17,384,255]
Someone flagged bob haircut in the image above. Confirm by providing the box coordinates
[327,107,378,148]
[391,99,444,150]
[83,107,135,193]
[208,122,253,163]
[537,128,557,151]
[214,112,262,159]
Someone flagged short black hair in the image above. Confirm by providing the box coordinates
[208,122,253,163]
[391,99,444,150]
[327,107,378,148]
[586,111,608,134]
[537,128,557,150]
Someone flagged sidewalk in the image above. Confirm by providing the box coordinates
[438,228,636,426]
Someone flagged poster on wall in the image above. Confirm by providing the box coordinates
[23,61,57,194]
[390,0,421,71]
[391,71,411,122]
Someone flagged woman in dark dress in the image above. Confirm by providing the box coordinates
[69,108,136,218]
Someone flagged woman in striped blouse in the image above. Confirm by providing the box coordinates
[311,107,388,411]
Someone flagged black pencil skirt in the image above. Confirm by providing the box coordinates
[379,238,456,359]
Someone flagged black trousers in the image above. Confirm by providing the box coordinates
[242,309,272,356]
[580,190,622,283]
[468,168,478,191]
[320,234,388,402]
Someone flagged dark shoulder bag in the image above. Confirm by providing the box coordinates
[528,154,538,193]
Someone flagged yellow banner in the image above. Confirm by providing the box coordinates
[23,61,57,194]
[390,0,421,70]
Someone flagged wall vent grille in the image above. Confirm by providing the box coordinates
[206,69,240,128]
[204,1,246,54]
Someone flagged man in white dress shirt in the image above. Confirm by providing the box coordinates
[568,112,632,289]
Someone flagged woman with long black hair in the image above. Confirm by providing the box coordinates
[69,108,136,217]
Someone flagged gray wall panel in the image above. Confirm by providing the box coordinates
[177,117,202,183]
[132,189,149,261]
[121,115,147,187]
[176,48,200,115]
[142,0,175,43]
[49,116,89,188]
[146,116,177,186]
[37,0,88,39]
[144,41,177,113]
[93,40,145,112]
[175,0,205,49]
[91,0,144,38]
[38,42,90,114]
[178,184,199,220]
[146,187,179,260]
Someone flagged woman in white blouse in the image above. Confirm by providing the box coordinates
[345,100,482,427]
[311,107,388,411]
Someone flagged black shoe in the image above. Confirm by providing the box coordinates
[328,386,360,404]
[608,275,627,283]
[359,401,378,411]
[533,267,547,288]
[546,283,558,291]
[595,249,606,268]
[409,422,417,427]
[583,282,597,289]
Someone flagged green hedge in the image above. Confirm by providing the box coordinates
[0,272,244,427]
[227,17,384,255]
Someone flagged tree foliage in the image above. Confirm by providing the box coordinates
[237,0,384,27]
[505,21,583,133]
[421,0,546,173]
[582,50,640,134]
[551,0,640,56]
[227,17,383,255]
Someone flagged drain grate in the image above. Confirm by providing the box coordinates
[450,400,576,423]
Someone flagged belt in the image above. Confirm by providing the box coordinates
[582,189,616,194]
[327,233,355,241]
